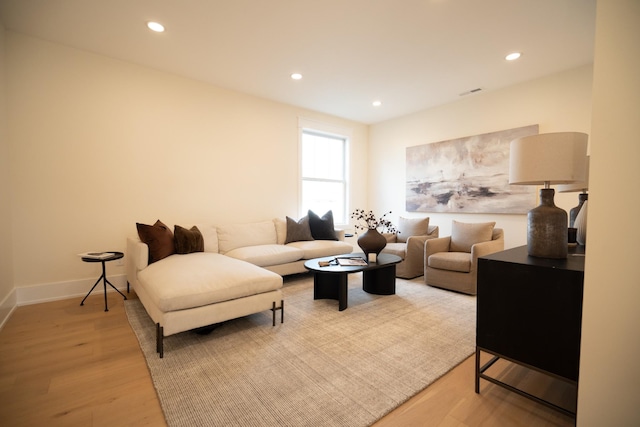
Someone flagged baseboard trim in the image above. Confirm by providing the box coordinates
[0,288,18,331]
[16,274,128,306]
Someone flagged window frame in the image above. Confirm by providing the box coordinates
[298,118,351,226]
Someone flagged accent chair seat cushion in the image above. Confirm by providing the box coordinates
[428,252,472,273]
[137,252,283,312]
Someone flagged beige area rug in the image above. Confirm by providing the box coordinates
[125,274,476,427]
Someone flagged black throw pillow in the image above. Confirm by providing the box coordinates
[308,210,338,240]
[174,225,205,254]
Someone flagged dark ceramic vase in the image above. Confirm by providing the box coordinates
[357,228,387,258]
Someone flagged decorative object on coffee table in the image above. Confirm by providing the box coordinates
[351,209,396,260]
[356,228,388,260]
[509,132,588,259]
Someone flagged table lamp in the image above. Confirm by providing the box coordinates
[557,156,589,227]
[509,132,588,258]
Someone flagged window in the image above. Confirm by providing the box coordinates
[300,128,349,224]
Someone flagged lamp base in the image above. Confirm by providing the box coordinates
[568,192,588,228]
[527,188,568,259]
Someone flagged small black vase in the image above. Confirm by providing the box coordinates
[357,228,387,259]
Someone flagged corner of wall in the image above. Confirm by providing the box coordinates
[0,21,17,314]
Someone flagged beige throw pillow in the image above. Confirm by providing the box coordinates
[397,216,430,243]
[450,220,496,252]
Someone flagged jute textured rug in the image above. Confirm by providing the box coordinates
[125,274,476,427]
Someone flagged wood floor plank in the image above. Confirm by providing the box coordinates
[1,288,575,426]
[0,293,166,427]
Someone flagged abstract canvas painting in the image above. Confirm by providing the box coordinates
[406,125,539,214]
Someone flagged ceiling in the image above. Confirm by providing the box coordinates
[0,0,596,124]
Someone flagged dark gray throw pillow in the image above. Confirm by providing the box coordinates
[308,210,338,240]
[174,225,205,254]
[285,216,314,244]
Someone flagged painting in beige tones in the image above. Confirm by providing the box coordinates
[406,125,539,214]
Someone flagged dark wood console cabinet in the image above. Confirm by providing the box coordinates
[475,245,585,417]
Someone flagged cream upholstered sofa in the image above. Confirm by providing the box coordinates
[381,216,439,279]
[126,216,352,357]
[424,221,504,295]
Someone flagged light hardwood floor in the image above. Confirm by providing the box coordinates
[0,289,575,426]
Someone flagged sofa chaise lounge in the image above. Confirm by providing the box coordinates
[126,217,353,357]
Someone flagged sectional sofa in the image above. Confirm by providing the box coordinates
[126,216,353,357]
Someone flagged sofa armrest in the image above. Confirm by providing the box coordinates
[335,229,346,241]
[126,237,149,286]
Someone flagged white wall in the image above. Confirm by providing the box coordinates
[368,65,593,248]
[4,32,369,299]
[0,24,17,322]
[577,0,640,425]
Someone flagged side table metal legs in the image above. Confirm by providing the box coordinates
[80,260,127,311]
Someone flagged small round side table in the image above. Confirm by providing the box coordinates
[80,251,127,311]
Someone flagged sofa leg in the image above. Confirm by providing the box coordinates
[156,323,164,358]
[271,300,284,326]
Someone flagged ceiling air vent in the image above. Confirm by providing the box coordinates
[459,88,483,96]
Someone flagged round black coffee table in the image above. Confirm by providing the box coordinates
[304,253,402,311]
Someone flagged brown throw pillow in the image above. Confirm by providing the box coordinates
[136,220,175,263]
[308,210,338,240]
[174,225,205,254]
[285,216,314,244]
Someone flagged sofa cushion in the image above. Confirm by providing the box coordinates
[287,240,353,259]
[225,244,303,267]
[137,252,282,312]
[450,221,496,253]
[217,221,278,254]
[273,217,287,245]
[194,224,219,253]
[284,216,314,244]
[397,216,430,243]
[136,220,175,264]
[308,210,338,240]
[174,225,204,254]
[382,242,406,259]
[428,252,472,273]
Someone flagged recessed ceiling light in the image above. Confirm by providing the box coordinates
[372,100,382,107]
[147,21,165,32]
[505,52,521,61]
[291,73,303,80]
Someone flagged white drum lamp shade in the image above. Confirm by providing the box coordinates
[509,132,588,258]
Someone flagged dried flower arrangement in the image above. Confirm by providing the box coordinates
[350,209,397,234]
